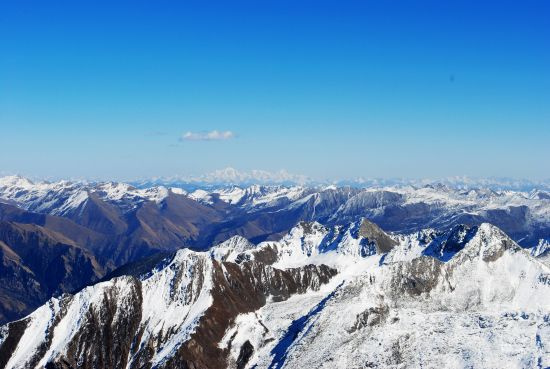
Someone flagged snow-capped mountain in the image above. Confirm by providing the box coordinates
[186,182,550,247]
[2,175,550,248]
[133,168,550,191]
[2,175,550,326]
[1,220,549,368]
[229,222,550,369]
[0,175,171,216]
[0,176,224,324]
[134,167,311,188]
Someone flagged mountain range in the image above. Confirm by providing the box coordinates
[0,175,549,325]
[0,175,550,368]
[1,218,549,368]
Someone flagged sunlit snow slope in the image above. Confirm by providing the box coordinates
[1,219,549,368]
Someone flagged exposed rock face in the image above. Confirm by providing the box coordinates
[0,245,336,369]
[0,193,223,324]
[4,221,550,369]
[1,176,550,326]
[358,218,398,253]
[236,341,254,369]
[163,260,336,369]
[0,221,103,323]
[349,303,389,332]
[0,319,28,369]
[386,257,443,298]
[218,223,550,368]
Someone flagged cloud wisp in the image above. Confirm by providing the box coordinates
[181,130,235,141]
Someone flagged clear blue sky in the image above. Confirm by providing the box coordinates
[1,0,549,181]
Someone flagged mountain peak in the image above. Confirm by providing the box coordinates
[0,175,36,190]
[531,238,550,257]
[358,218,398,254]
[209,235,256,262]
[451,223,520,263]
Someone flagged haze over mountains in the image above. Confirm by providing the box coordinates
[0,174,549,368]
[131,167,550,191]
[6,167,550,191]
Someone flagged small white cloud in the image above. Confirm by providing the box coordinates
[181,130,235,141]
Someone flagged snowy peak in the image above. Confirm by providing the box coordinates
[452,223,521,263]
[177,181,550,248]
[140,167,311,187]
[2,219,550,368]
[209,235,256,262]
[0,175,34,189]
[225,222,550,368]
[0,238,337,369]
[0,248,215,369]
[94,182,170,209]
[358,218,398,254]
[529,189,550,200]
[531,238,550,258]
[230,219,399,269]
[0,176,88,216]
[2,175,550,250]
[254,220,531,273]
[0,176,175,216]
[208,184,307,209]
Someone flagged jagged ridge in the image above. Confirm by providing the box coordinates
[2,220,550,368]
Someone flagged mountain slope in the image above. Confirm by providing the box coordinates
[4,176,550,249]
[0,187,226,324]
[0,239,336,369]
[2,221,549,368]
[224,223,550,368]
[2,175,550,329]
[0,221,103,324]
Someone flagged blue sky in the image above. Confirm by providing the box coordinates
[1,0,549,181]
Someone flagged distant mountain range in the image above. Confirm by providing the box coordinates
[130,167,550,191]
[9,167,548,191]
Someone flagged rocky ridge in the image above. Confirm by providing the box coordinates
[1,220,549,368]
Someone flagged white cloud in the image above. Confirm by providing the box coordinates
[181,130,235,141]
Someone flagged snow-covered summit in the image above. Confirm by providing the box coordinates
[2,219,550,368]
[222,222,550,368]
[0,228,336,369]
[0,176,174,215]
[181,182,550,241]
[0,176,89,215]
[531,238,550,257]
[209,235,256,262]
[2,175,550,249]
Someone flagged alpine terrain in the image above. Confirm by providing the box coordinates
[1,217,549,368]
[0,175,550,327]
